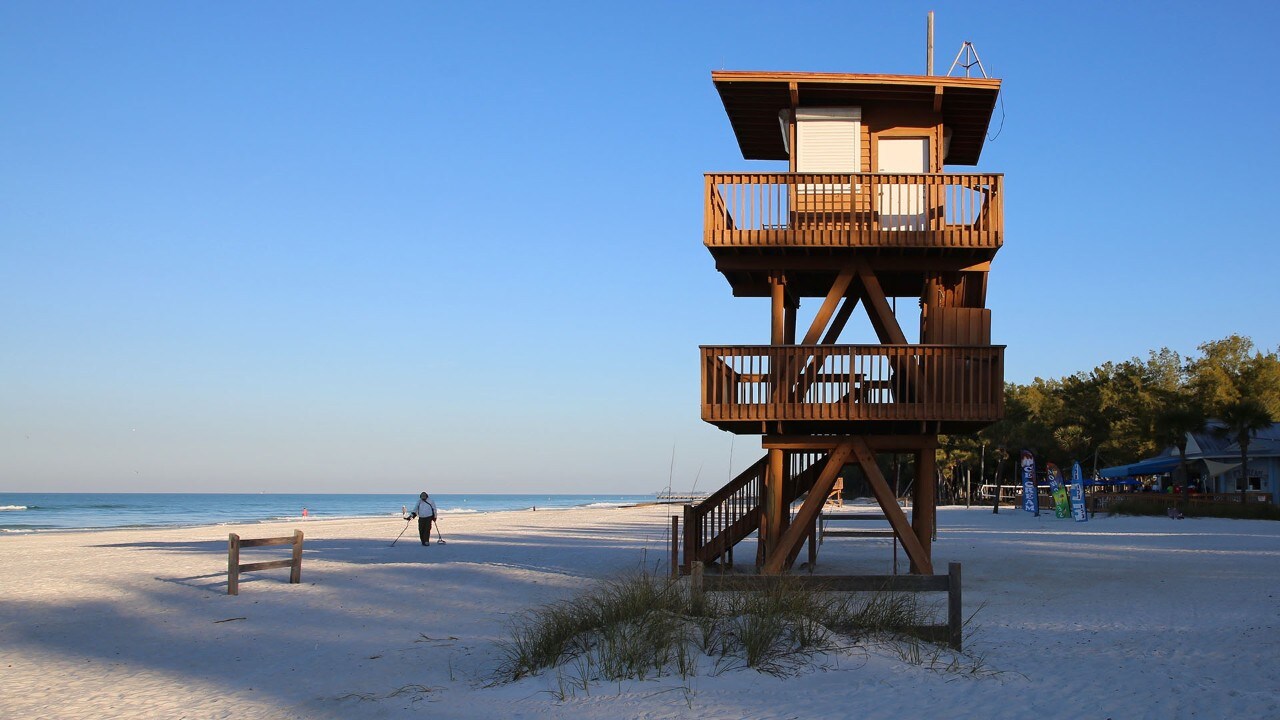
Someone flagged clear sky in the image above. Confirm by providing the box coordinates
[3,2,1278,494]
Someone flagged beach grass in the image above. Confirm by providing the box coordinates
[496,568,938,684]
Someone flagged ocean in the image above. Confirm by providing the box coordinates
[0,492,656,533]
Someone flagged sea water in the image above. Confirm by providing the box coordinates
[0,492,654,533]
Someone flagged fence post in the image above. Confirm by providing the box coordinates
[690,561,704,606]
[670,515,679,578]
[228,534,241,596]
[290,530,304,584]
[948,562,962,651]
[682,504,695,575]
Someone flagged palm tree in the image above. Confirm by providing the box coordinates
[1216,398,1273,504]
[1154,405,1207,507]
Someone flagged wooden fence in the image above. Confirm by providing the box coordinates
[688,561,964,650]
[227,530,303,595]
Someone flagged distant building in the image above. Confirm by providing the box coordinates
[1098,420,1280,503]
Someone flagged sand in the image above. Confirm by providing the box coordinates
[2,504,1278,719]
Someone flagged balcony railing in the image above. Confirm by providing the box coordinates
[702,344,1004,425]
[705,172,1003,250]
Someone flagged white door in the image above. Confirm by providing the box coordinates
[877,137,928,230]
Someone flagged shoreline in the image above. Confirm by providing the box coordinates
[0,501,653,537]
[0,493,653,536]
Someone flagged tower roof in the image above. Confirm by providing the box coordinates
[712,71,1002,166]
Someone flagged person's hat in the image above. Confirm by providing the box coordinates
[420,492,428,499]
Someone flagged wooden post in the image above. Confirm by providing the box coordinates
[682,504,695,575]
[806,517,817,571]
[764,448,785,562]
[227,533,240,596]
[670,515,680,578]
[690,561,704,606]
[927,11,935,76]
[290,530,304,584]
[913,446,937,574]
[948,562,963,650]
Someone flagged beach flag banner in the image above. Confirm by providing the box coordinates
[1020,450,1039,514]
[1069,461,1088,522]
[1046,462,1069,518]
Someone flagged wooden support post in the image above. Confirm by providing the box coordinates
[762,448,785,562]
[807,518,818,571]
[763,440,855,574]
[948,562,963,651]
[690,561,704,606]
[289,530,303,584]
[671,515,680,578]
[682,504,695,574]
[770,274,787,345]
[228,533,240,596]
[914,447,937,574]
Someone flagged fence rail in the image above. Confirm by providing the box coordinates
[702,344,1004,425]
[706,172,1002,249]
[689,561,964,650]
[1088,491,1273,513]
[227,530,303,595]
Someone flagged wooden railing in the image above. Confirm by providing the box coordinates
[683,451,828,572]
[702,344,1004,425]
[1088,491,1273,513]
[688,561,965,650]
[705,172,1002,249]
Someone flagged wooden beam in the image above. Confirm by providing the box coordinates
[770,274,786,345]
[848,436,934,574]
[764,435,939,452]
[856,265,908,345]
[820,294,860,345]
[715,257,992,273]
[913,447,937,574]
[763,448,785,560]
[801,267,856,345]
[933,84,944,113]
[763,440,855,574]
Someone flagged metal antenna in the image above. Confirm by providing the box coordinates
[946,41,989,78]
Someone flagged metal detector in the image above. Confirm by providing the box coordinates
[390,517,411,547]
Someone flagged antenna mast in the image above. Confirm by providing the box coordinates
[947,41,989,78]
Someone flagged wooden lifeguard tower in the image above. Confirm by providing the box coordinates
[683,67,1004,575]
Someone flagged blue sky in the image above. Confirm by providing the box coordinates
[3,2,1278,493]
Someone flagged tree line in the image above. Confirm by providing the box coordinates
[935,334,1280,499]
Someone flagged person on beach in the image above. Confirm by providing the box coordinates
[406,492,437,546]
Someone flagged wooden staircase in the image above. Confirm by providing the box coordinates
[681,450,830,573]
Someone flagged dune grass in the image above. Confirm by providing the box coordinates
[495,568,936,684]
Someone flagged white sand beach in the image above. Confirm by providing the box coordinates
[2,504,1278,719]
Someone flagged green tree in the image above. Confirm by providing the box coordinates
[1215,398,1273,504]
[1153,402,1207,506]
[1189,335,1280,416]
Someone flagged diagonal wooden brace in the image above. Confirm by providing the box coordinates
[762,440,855,574]
[848,436,933,574]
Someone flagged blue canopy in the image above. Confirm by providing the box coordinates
[1097,455,1181,479]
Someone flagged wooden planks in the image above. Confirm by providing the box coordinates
[227,530,303,595]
